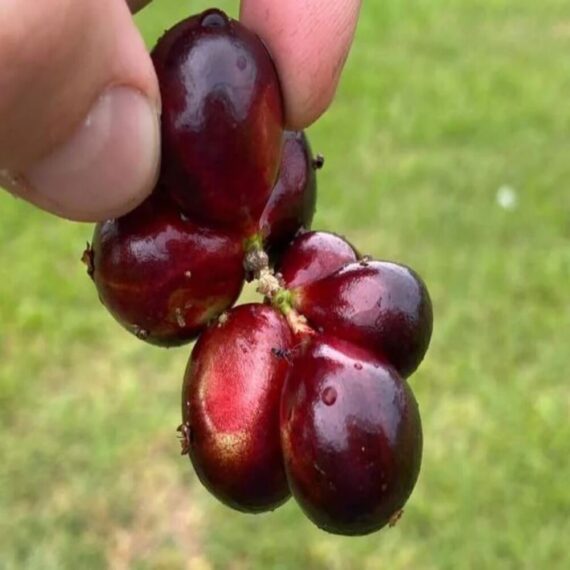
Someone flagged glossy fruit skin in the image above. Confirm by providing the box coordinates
[281,335,423,536]
[87,193,245,347]
[258,131,318,258]
[152,9,284,231]
[278,231,359,288]
[292,261,433,378]
[181,304,293,512]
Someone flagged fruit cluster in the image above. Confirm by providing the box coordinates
[82,9,433,536]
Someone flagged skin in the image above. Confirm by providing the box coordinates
[0,0,362,222]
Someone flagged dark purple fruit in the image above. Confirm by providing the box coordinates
[290,261,433,378]
[278,231,359,288]
[84,193,244,347]
[257,131,319,257]
[152,9,284,232]
[181,303,293,512]
[281,335,423,536]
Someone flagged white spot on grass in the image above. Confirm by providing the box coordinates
[496,185,518,210]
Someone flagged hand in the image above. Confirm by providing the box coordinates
[0,0,361,222]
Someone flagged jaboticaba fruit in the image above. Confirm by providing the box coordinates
[277,230,360,288]
[257,131,319,260]
[289,260,433,378]
[84,192,245,347]
[181,304,293,512]
[152,8,284,232]
[280,335,423,536]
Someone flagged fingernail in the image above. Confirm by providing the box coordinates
[23,86,160,222]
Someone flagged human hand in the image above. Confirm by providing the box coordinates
[0,0,361,222]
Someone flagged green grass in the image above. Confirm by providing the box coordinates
[1,0,569,568]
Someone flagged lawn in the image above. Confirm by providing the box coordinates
[1,0,569,568]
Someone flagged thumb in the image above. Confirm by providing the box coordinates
[0,0,160,222]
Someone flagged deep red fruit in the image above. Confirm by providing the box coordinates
[257,131,319,257]
[281,335,423,536]
[291,261,433,377]
[278,231,359,288]
[181,304,293,513]
[152,9,284,231]
[85,193,244,347]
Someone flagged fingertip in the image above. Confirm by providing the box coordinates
[241,0,361,129]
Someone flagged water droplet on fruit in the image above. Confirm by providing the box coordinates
[321,386,337,406]
[200,10,228,28]
[132,325,149,340]
[354,363,363,370]
[175,308,186,328]
[185,270,192,279]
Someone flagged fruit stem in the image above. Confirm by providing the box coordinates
[243,233,316,338]
[243,233,270,282]
[272,288,293,313]
[256,266,282,298]
[267,285,315,338]
[285,310,316,338]
[243,232,264,254]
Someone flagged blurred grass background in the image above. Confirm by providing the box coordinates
[1,0,569,568]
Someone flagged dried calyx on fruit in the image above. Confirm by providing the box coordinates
[81,8,434,538]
